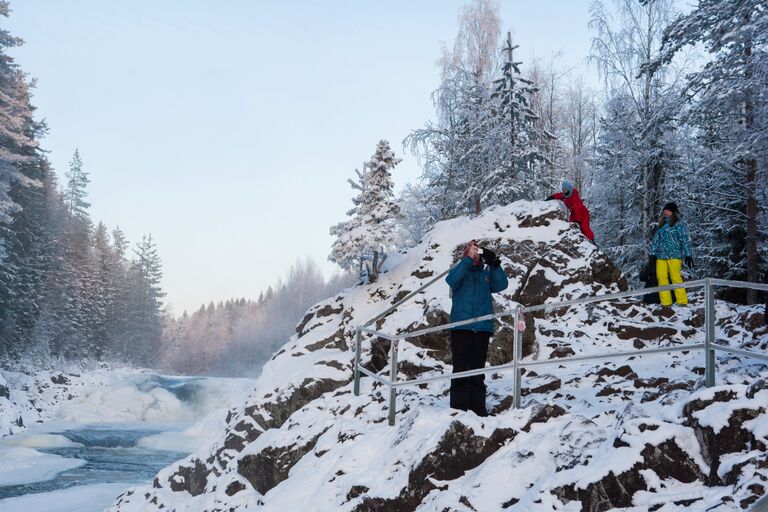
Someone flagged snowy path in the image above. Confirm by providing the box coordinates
[0,371,255,512]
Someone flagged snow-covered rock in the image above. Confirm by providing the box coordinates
[107,201,768,511]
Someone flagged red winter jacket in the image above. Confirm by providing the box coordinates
[551,188,595,241]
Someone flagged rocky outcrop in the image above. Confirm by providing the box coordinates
[108,201,768,512]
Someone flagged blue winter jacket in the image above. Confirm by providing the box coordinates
[649,221,693,260]
[446,257,509,333]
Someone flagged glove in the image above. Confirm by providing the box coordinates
[545,194,554,201]
[480,248,496,264]
[685,256,694,268]
[481,248,502,268]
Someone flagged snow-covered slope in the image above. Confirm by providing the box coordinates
[108,201,768,511]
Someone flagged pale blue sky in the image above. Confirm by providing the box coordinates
[7,1,597,314]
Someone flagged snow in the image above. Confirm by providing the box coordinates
[0,483,129,512]
[6,200,764,511]
[0,446,85,486]
[0,433,81,449]
[690,389,768,434]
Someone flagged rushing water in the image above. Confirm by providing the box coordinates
[0,373,251,512]
[0,426,189,500]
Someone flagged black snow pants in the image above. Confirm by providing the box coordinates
[450,329,491,416]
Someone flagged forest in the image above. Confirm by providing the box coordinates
[1,0,765,375]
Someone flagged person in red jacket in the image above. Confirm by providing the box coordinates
[547,180,595,241]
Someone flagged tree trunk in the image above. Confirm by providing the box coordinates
[744,15,758,304]
[369,250,380,284]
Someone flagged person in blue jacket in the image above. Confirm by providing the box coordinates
[445,240,509,416]
[649,202,694,306]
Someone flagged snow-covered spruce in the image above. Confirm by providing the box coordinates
[108,201,767,511]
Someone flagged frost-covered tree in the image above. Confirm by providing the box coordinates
[330,141,401,282]
[405,0,502,219]
[124,235,165,365]
[562,76,598,192]
[160,260,355,376]
[589,0,684,275]
[406,64,492,218]
[0,1,46,360]
[63,149,89,220]
[482,32,553,204]
[408,4,559,218]
[358,140,401,281]
[329,167,367,273]
[395,181,439,248]
[650,0,768,302]
[0,1,39,229]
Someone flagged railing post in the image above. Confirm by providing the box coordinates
[388,338,399,426]
[704,278,716,387]
[513,308,523,409]
[353,327,362,396]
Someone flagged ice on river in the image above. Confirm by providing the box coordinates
[0,446,86,487]
[0,482,129,512]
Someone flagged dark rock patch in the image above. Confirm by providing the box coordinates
[50,373,70,385]
[597,365,636,379]
[354,422,516,512]
[169,459,209,496]
[552,438,704,512]
[225,480,247,496]
[633,377,669,389]
[522,379,561,396]
[238,430,325,495]
[392,289,412,304]
[346,485,369,501]
[522,403,566,432]
[683,399,765,484]
[550,346,575,358]
[611,325,677,342]
[640,380,694,403]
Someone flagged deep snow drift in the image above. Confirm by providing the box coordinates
[107,201,768,511]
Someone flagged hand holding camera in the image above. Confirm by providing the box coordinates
[480,247,502,268]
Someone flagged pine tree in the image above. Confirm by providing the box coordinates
[63,149,89,220]
[124,235,165,365]
[0,1,38,228]
[329,141,401,282]
[483,32,552,204]
[329,167,368,273]
[0,2,46,360]
[358,140,401,281]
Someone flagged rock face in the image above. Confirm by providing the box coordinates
[107,201,768,512]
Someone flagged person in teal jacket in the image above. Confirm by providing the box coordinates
[649,202,694,306]
[445,240,508,416]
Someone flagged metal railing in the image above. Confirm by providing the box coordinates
[352,277,768,426]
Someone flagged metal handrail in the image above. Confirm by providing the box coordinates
[353,277,768,426]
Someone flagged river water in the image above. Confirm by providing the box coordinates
[0,373,252,512]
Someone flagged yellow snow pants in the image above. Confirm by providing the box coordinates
[656,258,687,306]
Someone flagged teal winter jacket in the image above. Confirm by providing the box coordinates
[649,221,692,260]
[446,256,509,333]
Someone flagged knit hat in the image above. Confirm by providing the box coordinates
[662,202,679,215]
[462,240,483,266]
[562,181,574,197]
